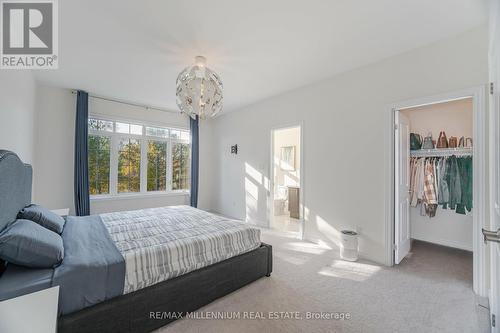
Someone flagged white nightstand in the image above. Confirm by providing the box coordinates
[0,286,59,333]
[51,208,70,217]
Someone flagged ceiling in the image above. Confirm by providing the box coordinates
[34,0,488,113]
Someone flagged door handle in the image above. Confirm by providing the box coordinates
[482,228,500,243]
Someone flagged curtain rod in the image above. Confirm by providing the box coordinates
[70,90,179,114]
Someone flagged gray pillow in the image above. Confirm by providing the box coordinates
[0,219,64,268]
[18,204,65,234]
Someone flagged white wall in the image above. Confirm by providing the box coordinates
[33,85,214,214]
[0,71,36,164]
[402,98,473,140]
[402,98,473,251]
[32,86,76,212]
[210,26,488,264]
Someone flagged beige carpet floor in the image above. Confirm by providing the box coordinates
[157,230,490,333]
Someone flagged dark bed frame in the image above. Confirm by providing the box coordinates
[0,150,273,333]
[59,243,272,333]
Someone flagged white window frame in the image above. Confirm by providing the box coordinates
[88,115,191,200]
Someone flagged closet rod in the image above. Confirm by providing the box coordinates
[410,147,472,157]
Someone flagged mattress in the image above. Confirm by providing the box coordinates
[100,205,261,294]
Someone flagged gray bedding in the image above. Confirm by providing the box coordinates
[52,214,125,315]
[101,205,261,294]
[0,206,261,316]
[0,264,53,301]
[0,215,124,315]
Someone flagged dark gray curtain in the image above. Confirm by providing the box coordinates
[74,90,90,216]
[190,116,199,208]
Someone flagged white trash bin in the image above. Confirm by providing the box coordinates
[340,230,358,262]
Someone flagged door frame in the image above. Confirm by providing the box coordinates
[488,0,500,329]
[384,86,487,297]
[269,123,305,239]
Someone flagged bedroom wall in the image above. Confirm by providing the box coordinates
[210,26,488,264]
[401,98,473,251]
[32,85,214,214]
[32,86,76,213]
[402,98,473,139]
[0,71,36,164]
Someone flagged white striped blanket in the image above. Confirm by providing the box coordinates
[100,205,261,294]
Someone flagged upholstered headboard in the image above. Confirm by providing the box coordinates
[0,150,32,232]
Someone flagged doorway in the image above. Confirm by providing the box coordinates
[270,125,303,238]
[386,87,487,297]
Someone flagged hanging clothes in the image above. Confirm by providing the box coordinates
[410,157,424,207]
[464,156,473,212]
[410,158,418,206]
[432,158,439,202]
[437,158,449,209]
[446,156,462,211]
[423,160,438,217]
[408,155,472,218]
[456,156,473,214]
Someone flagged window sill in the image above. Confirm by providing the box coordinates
[90,191,190,202]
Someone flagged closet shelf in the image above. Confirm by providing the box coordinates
[410,147,472,157]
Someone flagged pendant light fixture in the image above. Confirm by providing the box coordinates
[176,56,223,119]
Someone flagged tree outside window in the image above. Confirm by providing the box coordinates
[147,141,167,191]
[172,142,190,190]
[88,117,190,196]
[118,138,141,193]
[88,135,110,194]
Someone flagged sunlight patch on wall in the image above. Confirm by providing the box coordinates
[245,177,259,200]
[316,215,341,247]
[244,162,271,225]
[284,174,298,187]
[245,162,262,185]
[263,175,270,191]
[245,176,259,223]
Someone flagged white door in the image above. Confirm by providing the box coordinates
[395,111,411,264]
[488,1,500,331]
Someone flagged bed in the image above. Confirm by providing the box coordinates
[0,150,272,333]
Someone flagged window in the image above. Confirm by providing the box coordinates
[146,126,168,138]
[147,140,167,191]
[88,135,111,194]
[88,119,113,132]
[88,117,190,197]
[118,138,141,193]
[172,142,190,190]
[116,122,143,135]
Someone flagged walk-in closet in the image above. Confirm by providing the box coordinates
[394,98,474,283]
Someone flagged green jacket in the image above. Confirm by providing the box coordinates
[445,156,462,211]
[455,157,473,214]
